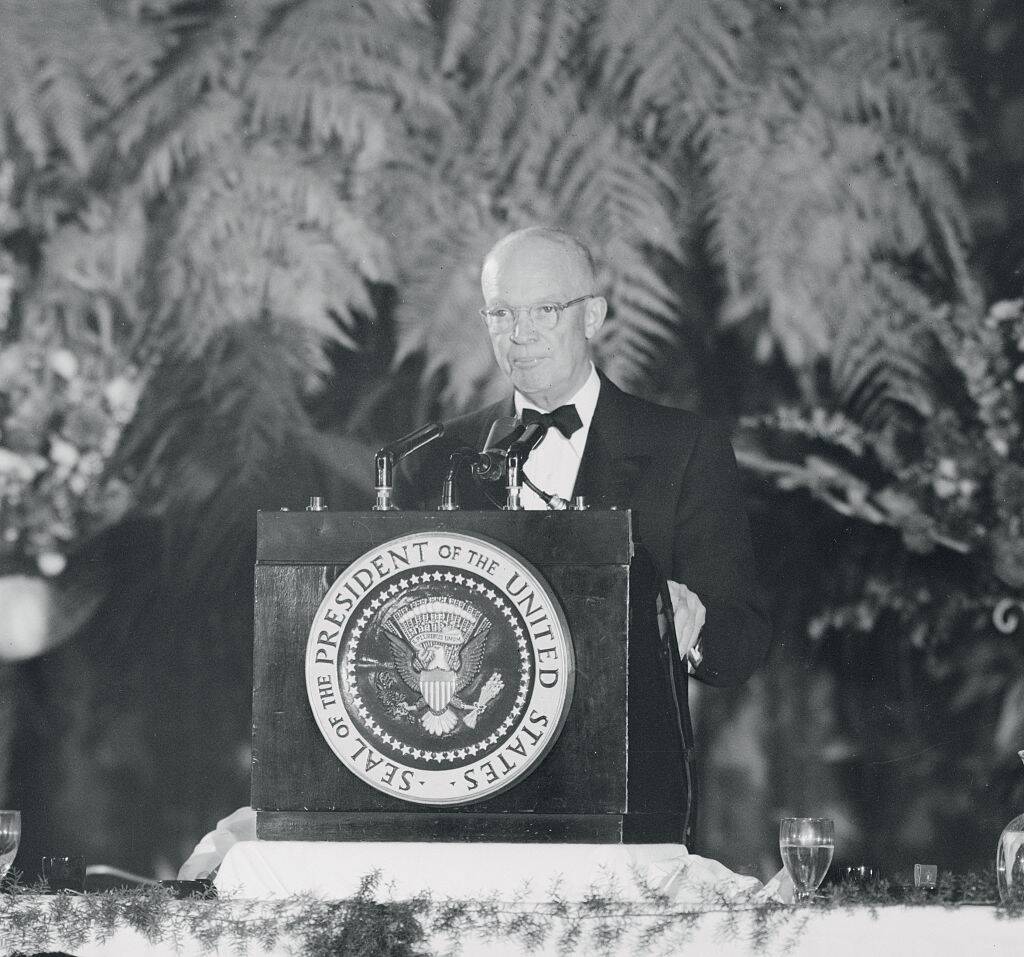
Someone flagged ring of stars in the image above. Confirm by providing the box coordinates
[339,569,536,764]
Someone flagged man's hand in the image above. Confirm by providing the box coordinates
[656,579,706,666]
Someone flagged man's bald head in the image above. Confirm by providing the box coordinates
[481,227,597,299]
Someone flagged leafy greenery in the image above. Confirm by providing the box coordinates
[1,874,427,957]
[0,868,1016,957]
[0,0,974,411]
[0,0,981,561]
[738,294,1024,786]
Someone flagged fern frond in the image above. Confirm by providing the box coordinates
[703,0,970,415]
[828,263,939,428]
[594,0,751,151]
[124,319,339,587]
[247,0,447,150]
[161,145,385,374]
[439,0,485,75]
[43,198,147,296]
[109,0,277,162]
[381,169,506,411]
[0,27,49,164]
[136,92,241,195]
[0,0,179,171]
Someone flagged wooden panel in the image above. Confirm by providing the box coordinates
[251,510,688,844]
[255,810,685,843]
[252,563,629,815]
[256,510,634,566]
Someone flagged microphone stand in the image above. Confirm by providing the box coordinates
[439,451,475,511]
[505,451,525,511]
[503,424,544,510]
[373,422,444,510]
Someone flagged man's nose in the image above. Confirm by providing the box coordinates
[510,311,539,343]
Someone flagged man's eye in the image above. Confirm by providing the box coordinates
[536,304,558,315]
[489,309,512,321]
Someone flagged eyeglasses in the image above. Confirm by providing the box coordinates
[479,295,595,333]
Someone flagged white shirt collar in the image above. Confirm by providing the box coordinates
[513,363,601,432]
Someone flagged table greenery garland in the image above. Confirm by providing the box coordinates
[0,870,1020,957]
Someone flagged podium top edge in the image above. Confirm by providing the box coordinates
[255,510,635,565]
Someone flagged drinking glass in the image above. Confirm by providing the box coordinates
[779,817,835,902]
[0,811,20,882]
[41,854,86,893]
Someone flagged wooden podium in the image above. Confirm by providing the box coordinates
[252,510,689,844]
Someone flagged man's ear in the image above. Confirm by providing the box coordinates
[584,296,607,339]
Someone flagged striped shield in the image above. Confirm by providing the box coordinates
[420,670,457,713]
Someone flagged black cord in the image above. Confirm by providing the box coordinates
[522,475,564,508]
[471,471,561,509]
[637,543,697,849]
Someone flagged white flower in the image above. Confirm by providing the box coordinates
[0,447,44,482]
[1015,363,1024,383]
[104,375,140,424]
[0,345,23,382]
[49,437,79,467]
[78,451,104,476]
[36,551,67,577]
[100,429,119,457]
[991,299,1024,322]
[47,348,79,380]
[933,477,958,499]
[936,458,958,479]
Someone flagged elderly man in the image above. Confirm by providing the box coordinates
[172,227,767,875]
[399,226,771,690]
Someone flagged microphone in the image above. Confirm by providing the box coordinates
[470,416,527,481]
[378,422,445,462]
[373,422,445,510]
[506,422,544,460]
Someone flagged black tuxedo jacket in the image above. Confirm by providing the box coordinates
[397,373,772,687]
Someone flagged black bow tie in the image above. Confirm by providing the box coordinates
[520,404,583,439]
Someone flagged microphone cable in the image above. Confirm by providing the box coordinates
[635,543,698,850]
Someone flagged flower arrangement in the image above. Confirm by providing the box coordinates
[0,333,140,577]
[732,297,1024,863]
[738,298,1024,624]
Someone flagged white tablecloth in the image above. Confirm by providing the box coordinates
[215,839,760,903]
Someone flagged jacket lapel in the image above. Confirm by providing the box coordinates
[573,374,652,507]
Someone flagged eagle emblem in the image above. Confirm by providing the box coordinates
[382,597,505,736]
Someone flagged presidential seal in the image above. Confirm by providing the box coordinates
[304,531,574,805]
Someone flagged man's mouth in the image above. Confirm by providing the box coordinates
[511,356,546,368]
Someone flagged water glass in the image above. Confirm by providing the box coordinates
[42,854,86,893]
[0,811,20,882]
[780,817,835,902]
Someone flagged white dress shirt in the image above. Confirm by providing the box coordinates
[513,364,601,510]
